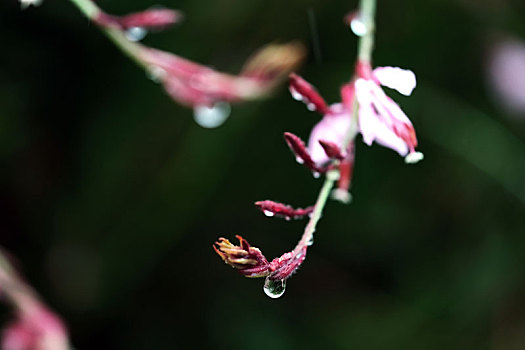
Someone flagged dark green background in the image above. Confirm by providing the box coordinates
[1,0,524,349]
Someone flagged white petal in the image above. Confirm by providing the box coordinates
[367,81,413,125]
[358,103,379,146]
[356,79,409,156]
[373,66,416,96]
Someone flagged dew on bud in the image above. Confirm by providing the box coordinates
[263,277,286,299]
[146,66,167,83]
[306,102,316,111]
[312,171,321,179]
[263,210,275,217]
[295,156,305,164]
[307,236,314,246]
[289,86,304,101]
[350,17,367,37]
[404,151,424,164]
[193,101,231,128]
[126,26,148,42]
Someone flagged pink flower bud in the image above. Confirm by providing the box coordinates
[118,9,183,30]
[288,73,329,114]
[254,200,314,220]
[318,140,345,161]
[95,9,182,31]
[283,132,326,175]
[213,236,270,278]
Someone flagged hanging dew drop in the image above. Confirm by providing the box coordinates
[350,17,367,37]
[295,156,304,164]
[306,102,316,111]
[193,102,231,128]
[289,86,304,101]
[263,210,275,217]
[263,277,286,299]
[125,27,148,42]
[146,66,167,83]
[312,171,321,178]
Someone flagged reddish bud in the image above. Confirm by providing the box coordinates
[118,9,183,30]
[288,73,329,114]
[318,140,345,161]
[94,9,183,31]
[255,200,314,220]
[331,142,355,204]
[268,246,308,280]
[283,132,326,175]
[213,236,270,278]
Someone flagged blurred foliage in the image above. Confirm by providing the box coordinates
[1,0,524,349]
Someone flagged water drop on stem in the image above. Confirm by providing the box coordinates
[263,210,275,217]
[125,27,148,42]
[193,102,231,128]
[263,277,286,299]
[350,17,367,37]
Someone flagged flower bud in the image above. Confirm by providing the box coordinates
[213,236,270,278]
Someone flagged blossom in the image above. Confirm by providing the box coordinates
[2,305,68,350]
[355,64,423,163]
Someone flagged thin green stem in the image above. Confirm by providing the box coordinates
[67,0,149,70]
[357,0,376,64]
[292,0,376,256]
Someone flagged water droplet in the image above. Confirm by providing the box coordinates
[263,210,275,217]
[307,236,314,246]
[312,171,321,178]
[404,151,424,164]
[289,86,304,101]
[125,27,148,42]
[295,156,304,164]
[193,101,231,128]
[146,66,167,83]
[263,277,286,299]
[350,17,367,37]
[306,102,316,111]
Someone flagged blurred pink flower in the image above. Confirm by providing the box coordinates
[0,250,69,350]
[3,305,68,350]
[355,65,423,163]
[487,37,525,116]
[140,43,305,108]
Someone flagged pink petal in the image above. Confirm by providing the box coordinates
[373,66,416,96]
[307,105,350,165]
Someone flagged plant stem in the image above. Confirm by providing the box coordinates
[67,0,149,70]
[292,0,376,256]
[357,0,376,64]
